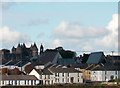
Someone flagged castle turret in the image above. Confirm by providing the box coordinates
[40,43,44,55]
[12,46,16,54]
[22,43,26,49]
[31,42,38,56]
[16,43,22,54]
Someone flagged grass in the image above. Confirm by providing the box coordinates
[1,84,120,88]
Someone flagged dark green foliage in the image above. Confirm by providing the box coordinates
[59,50,76,58]
[81,54,90,63]
[55,47,76,58]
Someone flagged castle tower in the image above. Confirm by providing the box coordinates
[16,43,22,54]
[40,43,44,55]
[22,43,26,49]
[31,42,38,56]
[12,46,16,54]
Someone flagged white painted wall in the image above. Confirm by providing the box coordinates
[118,71,120,78]
[0,80,39,86]
[29,69,54,85]
[29,69,40,79]
[35,65,44,69]
[53,72,83,84]
[91,71,118,82]
[40,75,54,85]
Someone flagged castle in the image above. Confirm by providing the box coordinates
[0,43,44,66]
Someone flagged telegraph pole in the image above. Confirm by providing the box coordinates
[111,51,114,56]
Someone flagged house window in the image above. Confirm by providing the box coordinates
[78,78,79,82]
[2,81,4,84]
[67,73,69,77]
[40,75,42,79]
[105,71,107,75]
[55,73,59,77]
[55,78,57,82]
[31,80,33,85]
[81,75,83,79]
[34,80,36,85]
[78,73,79,77]
[105,76,107,81]
[51,80,53,84]
[62,73,64,77]
[58,73,59,77]
[45,75,46,79]
[25,80,26,85]
[15,80,17,85]
[67,78,69,82]
[55,73,57,76]
[48,75,50,79]
[62,78,64,82]
[45,81,46,85]
[110,75,114,80]
[48,81,50,85]
[115,71,117,75]
[27,80,29,85]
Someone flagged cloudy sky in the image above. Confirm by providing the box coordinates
[0,1,119,55]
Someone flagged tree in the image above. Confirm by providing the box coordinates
[81,54,90,63]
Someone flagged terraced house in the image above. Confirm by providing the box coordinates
[29,64,83,85]
[0,75,40,86]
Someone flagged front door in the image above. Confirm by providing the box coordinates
[70,77,74,83]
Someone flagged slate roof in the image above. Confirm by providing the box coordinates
[49,65,81,73]
[73,63,88,69]
[111,56,120,60]
[32,50,60,65]
[1,75,38,80]
[91,65,120,71]
[87,52,106,64]
[5,60,28,67]
[58,58,76,65]
[35,69,53,75]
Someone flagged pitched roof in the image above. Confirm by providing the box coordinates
[49,65,81,73]
[58,58,76,65]
[73,63,88,69]
[33,50,60,65]
[91,65,120,71]
[4,60,28,67]
[1,75,38,80]
[87,52,106,64]
[35,69,53,75]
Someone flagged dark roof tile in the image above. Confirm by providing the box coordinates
[1,75,38,80]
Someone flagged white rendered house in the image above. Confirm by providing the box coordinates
[0,75,40,86]
[29,65,83,85]
[91,66,119,82]
[29,68,54,85]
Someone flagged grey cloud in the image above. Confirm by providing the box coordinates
[54,21,108,39]
[0,26,32,49]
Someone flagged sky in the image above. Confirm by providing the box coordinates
[0,1,119,55]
